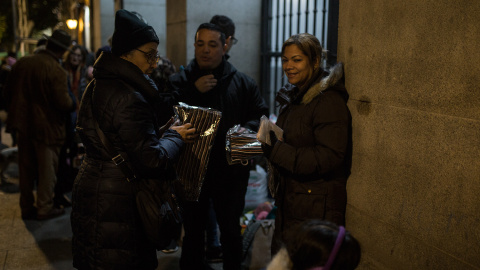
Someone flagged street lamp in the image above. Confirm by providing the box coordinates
[66,19,78,30]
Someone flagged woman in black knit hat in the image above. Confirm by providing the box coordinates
[71,9,196,269]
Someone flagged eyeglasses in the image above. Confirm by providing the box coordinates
[231,37,238,45]
[135,48,160,65]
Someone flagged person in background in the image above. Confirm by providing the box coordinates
[169,22,269,270]
[148,53,184,257]
[266,219,361,270]
[95,34,113,61]
[261,33,352,255]
[210,15,237,59]
[63,44,90,104]
[34,38,47,54]
[0,52,17,146]
[150,55,176,92]
[4,30,76,220]
[71,9,196,269]
[84,48,96,74]
[53,44,90,208]
[202,14,238,264]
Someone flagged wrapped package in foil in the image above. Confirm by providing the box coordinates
[173,102,222,201]
[226,125,263,165]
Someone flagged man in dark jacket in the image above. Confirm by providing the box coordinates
[169,23,269,270]
[4,30,76,220]
[71,10,196,270]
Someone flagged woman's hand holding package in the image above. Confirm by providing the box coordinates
[261,130,278,159]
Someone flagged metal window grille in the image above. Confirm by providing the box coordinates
[260,0,339,115]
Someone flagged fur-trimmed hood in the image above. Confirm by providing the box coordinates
[266,248,293,270]
[302,62,346,104]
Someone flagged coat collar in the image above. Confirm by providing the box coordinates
[37,49,63,63]
[186,57,237,82]
[301,62,345,104]
[93,52,160,103]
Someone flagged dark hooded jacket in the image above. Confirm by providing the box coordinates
[168,58,269,176]
[268,62,352,252]
[71,52,184,270]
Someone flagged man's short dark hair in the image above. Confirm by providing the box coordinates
[195,23,226,45]
[210,15,235,38]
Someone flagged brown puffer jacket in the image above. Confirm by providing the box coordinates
[4,49,75,145]
[268,62,352,253]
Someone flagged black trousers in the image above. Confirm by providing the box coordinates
[180,165,249,270]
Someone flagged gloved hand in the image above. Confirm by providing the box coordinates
[261,130,278,159]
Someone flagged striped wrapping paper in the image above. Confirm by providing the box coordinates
[173,102,222,201]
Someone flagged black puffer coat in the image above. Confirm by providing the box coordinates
[268,63,352,253]
[71,52,184,270]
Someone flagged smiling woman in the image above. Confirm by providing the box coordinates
[281,33,325,92]
[281,44,316,88]
[261,33,353,256]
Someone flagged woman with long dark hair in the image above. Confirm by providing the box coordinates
[63,44,89,109]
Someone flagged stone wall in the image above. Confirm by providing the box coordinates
[98,1,166,56]
[337,1,480,269]
[123,0,167,56]
[99,0,115,50]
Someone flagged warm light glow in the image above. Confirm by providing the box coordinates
[66,19,78,29]
[79,18,84,32]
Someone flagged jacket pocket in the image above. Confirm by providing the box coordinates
[284,179,327,221]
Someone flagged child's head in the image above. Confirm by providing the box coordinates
[287,220,361,270]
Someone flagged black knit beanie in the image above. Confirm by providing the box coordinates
[111,9,159,56]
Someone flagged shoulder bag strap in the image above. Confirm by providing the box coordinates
[90,91,137,182]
